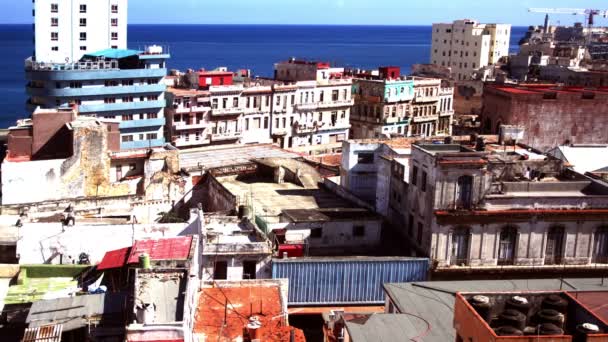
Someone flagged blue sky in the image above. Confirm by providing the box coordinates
[2,0,608,26]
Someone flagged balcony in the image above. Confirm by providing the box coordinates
[294,99,354,111]
[119,117,166,130]
[26,67,167,82]
[412,115,439,123]
[211,131,242,141]
[173,105,209,114]
[439,110,454,117]
[26,84,165,97]
[210,107,243,116]
[120,138,165,150]
[78,100,166,114]
[173,121,210,131]
[173,136,211,147]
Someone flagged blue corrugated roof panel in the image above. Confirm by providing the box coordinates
[85,49,142,59]
[272,257,429,305]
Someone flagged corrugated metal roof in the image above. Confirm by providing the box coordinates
[26,293,127,332]
[84,48,141,59]
[97,247,131,270]
[22,324,62,342]
[272,257,428,305]
[127,236,193,264]
[179,144,301,171]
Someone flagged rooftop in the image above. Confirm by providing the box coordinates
[383,278,608,342]
[166,87,210,97]
[345,313,430,342]
[4,265,87,305]
[194,281,305,342]
[84,48,142,60]
[488,83,608,96]
[179,144,302,171]
[127,236,194,264]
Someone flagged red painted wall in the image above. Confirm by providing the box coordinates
[198,73,233,89]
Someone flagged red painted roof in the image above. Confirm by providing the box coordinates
[97,247,131,270]
[570,291,608,325]
[127,236,193,264]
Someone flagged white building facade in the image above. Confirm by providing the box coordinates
[33,0,128,63]
[431,19,511,81]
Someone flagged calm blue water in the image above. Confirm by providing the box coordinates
[0,24,527,128]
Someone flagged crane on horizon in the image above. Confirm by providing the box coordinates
[528,8,608,44]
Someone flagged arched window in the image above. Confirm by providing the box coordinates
[498,226,518,265]
[594,227,608,264]
[451,227,471,266]
[545,226,565,265]
[457,176,474,209]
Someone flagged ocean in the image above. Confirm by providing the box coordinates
[0,24,527,128]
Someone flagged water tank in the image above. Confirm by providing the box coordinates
[536,309,565,329]
[469,295,492,322]
[574,323,601,342]
[505,296,531,317]
[444,136,454,144]
[494,326,523,336]
[139,253,151,269]
[536,323,564,336]
[146,45,163,54]
[246,316,262,340]
[542,295,568,314]
[238,205,250,219]
[499,309,527,331]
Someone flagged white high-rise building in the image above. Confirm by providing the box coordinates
[33,0,128,63]
[431,19,511,81]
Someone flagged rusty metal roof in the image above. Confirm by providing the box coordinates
[97,247,131,270]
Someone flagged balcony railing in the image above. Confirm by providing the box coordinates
[203,242,271,255]
[211,107,243,116]
[211,131,242,141]
[173,121,210,131]
[294,99,354,111]
[173,136,211,147]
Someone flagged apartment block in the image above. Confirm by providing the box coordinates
[351,66,454,139]
[431,19,511,81]
[406,140,608,272]
[33,0,127,64]
[26,48,170,149]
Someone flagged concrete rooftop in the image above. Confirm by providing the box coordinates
[179,144,302,171]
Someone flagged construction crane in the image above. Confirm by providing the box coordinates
[529,8,608,44]
[529,8,608,27]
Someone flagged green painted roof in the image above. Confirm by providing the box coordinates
[84,48,142,59]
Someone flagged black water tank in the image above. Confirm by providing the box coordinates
[494,326,523,336]
[537,323,564,336]
[574,323,602,342]
[444,136,453,144]
[469,295,492,322]
[536,309,565,329]
[499,309,527,331]
[505,296,532,317]
[542,295,568,314]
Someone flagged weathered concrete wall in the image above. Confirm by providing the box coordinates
[201,254,272,281]
[285,218,382,249]
[481,86,608,151]
[430,218,608,268]
[11,220,193,265]
[202,175,237,213]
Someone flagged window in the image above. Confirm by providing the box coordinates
[421,171,427,192]
[332,90,339,101]
[51,3,58,13]
[79,32,86,41]
[212,98,218,109]
[417,223,424,244]
[51,32,58,41]
[79,4,86,13]
[79,18,86,27]
[353,225,365,237]
[147,112,158,119]
[79,46,86,51]
[111,18,118,27]
[457,175,473,209]
[69,82,82,88]
[146,133,158,140]
[357,152,374,164]
[408,215,414,237]
[104,97,116,103]
[122,96,133,102]
[111,4,118,13]
[451,227,470,265]
[498,227,517,265]
[51,46,59,51]
[263,117,269,129]
[213,261,227,280]
[243,261,257,280]
[232,97,238,107]
[411,165,418,186]
[111,45,118,49]
[310,228,322,238]
[121,135,133,142]
[122,114,133,121]
[111,32,118,40]
[51,18,58,26]
[594,227,608,264]
[545,226,565,265]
